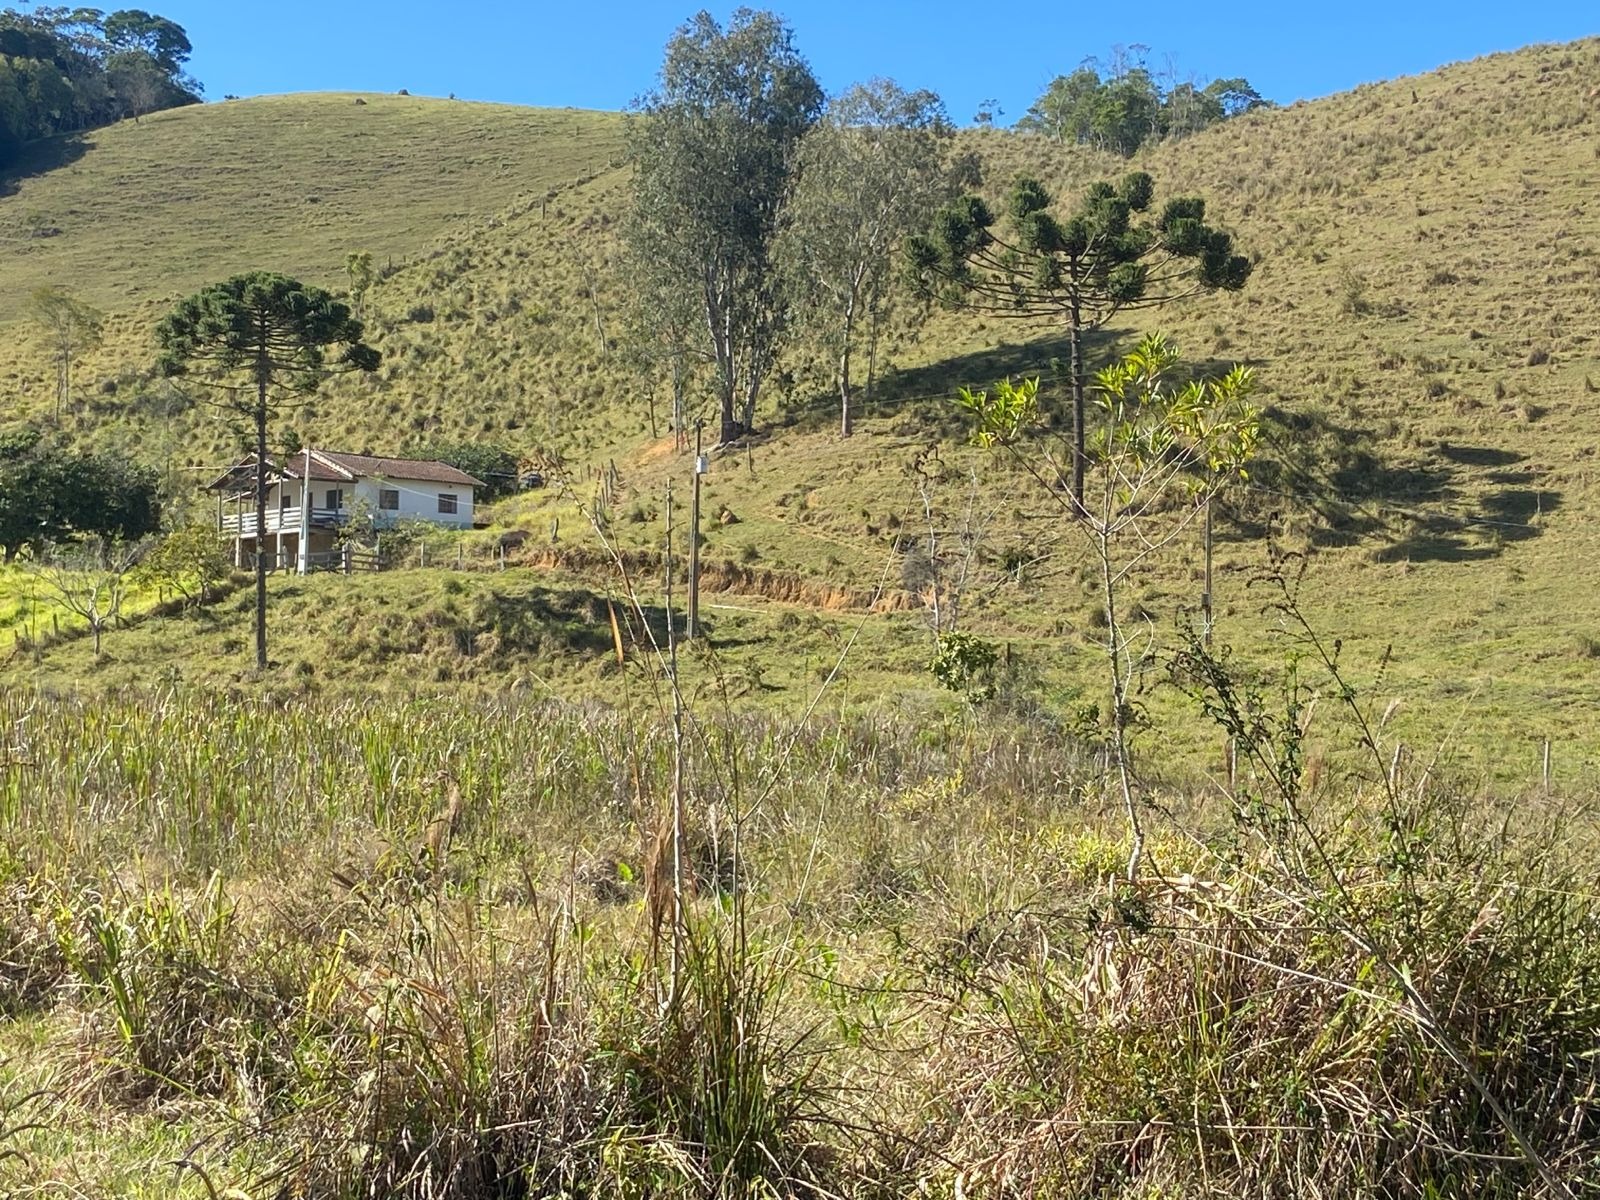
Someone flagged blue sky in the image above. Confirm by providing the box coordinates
[123,1,1597,121]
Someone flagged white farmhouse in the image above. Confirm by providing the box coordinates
[208,448,484,573]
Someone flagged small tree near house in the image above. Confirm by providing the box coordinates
[135,523,233,608]
[29,537,148,656]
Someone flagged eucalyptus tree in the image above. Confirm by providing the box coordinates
[622,258,704,450]
[907,171,1251,512]
[26,286,103,421]
[626,9,822,446]
[102,9,194,78]
[783,79,955,437]
[156,272,379,670]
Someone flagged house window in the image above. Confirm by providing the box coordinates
[437,493,459,515]
[379,488,400,511]
[324,488,343,510]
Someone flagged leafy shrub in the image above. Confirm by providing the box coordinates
[929,631,999,703]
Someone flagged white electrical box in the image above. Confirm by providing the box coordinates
[695,455,709,476]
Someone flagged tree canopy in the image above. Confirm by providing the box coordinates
[908,171,1252,509]
[625,8,823,446]
[0,427,161,562]
[412,440,520,502]
[1017,51,1268,154]
[0,5,200,160]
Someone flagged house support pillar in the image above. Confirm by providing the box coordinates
[297,447,312,575]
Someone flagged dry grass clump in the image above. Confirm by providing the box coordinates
[908,820,1600,1198]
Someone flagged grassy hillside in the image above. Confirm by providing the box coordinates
[0,92,623,321]
[2,42,1600,777]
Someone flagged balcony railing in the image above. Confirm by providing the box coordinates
[219,506,345,536]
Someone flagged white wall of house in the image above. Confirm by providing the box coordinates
[221,475,476,536]
[352,477,475,529]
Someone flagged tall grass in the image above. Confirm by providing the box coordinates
[0,686,1597,1197]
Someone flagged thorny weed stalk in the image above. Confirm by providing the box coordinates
[959,331,1260,880]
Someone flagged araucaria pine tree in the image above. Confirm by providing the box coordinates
[157,272,379,671]
[907,171,1252,512]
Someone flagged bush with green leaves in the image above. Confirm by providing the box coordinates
[0,429,161,562]
[410,440,520,501]
[929,630,1000,703]
[135,523,233,607]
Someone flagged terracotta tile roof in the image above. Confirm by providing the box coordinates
[207,450,483,490]
[309,450,483,487]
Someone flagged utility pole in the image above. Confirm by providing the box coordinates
[662,477,685,1008]
[664,480,676,657]
[688,420,705,639]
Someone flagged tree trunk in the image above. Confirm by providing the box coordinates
[739,371,759,441]
[671,355,687,452]
[1069,298,1086,517]
[1098,533,1142,880]
[864,283,882,414]
[253,377,269,671]
[839,293,856,439]
[706,272,740,445]
[718,383,740,445]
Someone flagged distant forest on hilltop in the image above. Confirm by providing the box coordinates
[1011,45,1270,153]
[0,5,199,162]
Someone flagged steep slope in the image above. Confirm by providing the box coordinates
[0,92,623,321]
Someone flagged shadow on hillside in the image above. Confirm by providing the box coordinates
[500,587,729,659]
[0,132,91,199]
[774,328,1134,440]
[1246,414,1561,563]
[470,586,717,658]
